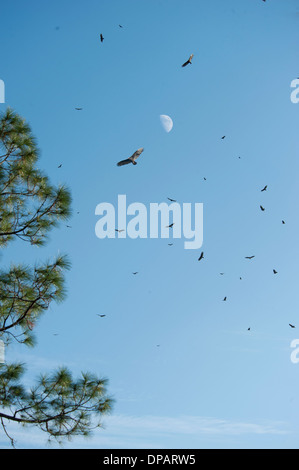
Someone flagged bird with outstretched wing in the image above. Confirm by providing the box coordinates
[182,54,194,67]
[117,148,144,166]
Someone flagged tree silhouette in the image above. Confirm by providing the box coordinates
[0,109,113,447]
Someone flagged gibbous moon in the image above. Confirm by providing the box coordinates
[160,114,173,133]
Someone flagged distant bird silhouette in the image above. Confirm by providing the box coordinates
[260,205,265,211]
[117,147,144,166]
[182,54,194,67]
[168,243,173,246]
[167,197,176,202]
[289,324,296,328]
[245,256,255,259]
[220,273,224,275]
[223,297,227,301]
[58,164,62,168]
[66,225,72,228]
[248,328,251,331]
[261,185,267,192]
[221,136,226,140]
[282,220,285,224]
[97,314,106,318]
[198,251,204,261]
[203,177,207,181]
[132,272,138,275]
[100,34,104,42]
[115,229,125,233]
[166,223,175,228]
[240,277,242,280]
[75,107,83,110]
[273,269,278,274]
[119,24,123,28]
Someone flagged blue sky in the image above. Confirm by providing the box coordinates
[0,0,299,449]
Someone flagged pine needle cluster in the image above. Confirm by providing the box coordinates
[0,109,113,447]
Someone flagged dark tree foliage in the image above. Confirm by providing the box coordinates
[0,109,113,447]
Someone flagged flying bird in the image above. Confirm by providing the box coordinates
[282,220,285,224]
[223,297,227,301]
[58,164,62,168]
[115,229,125,233]
[97,314,106,318]
[182,54,194,67]
[132,272,138,275]
[273,269,278,274]
[220,273,225,275]
[117,147,144,166]
[100,34,104,42]
[198,252,204,261]
[289,324,296,329]
[167,197,176,202]
[168,243,173,246]
[75,107,83,110]
[221,136,226,140]
[260,205,265,211]
[245,256,255,259]
[119,24,123,28]
[261,185,267,192]
[248,328,251,331]
[166,223,175,228]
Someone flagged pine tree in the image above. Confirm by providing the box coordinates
[0,109,113,447]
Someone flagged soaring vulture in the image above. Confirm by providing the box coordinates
[117,148,144,166]
[182,54,194,67]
